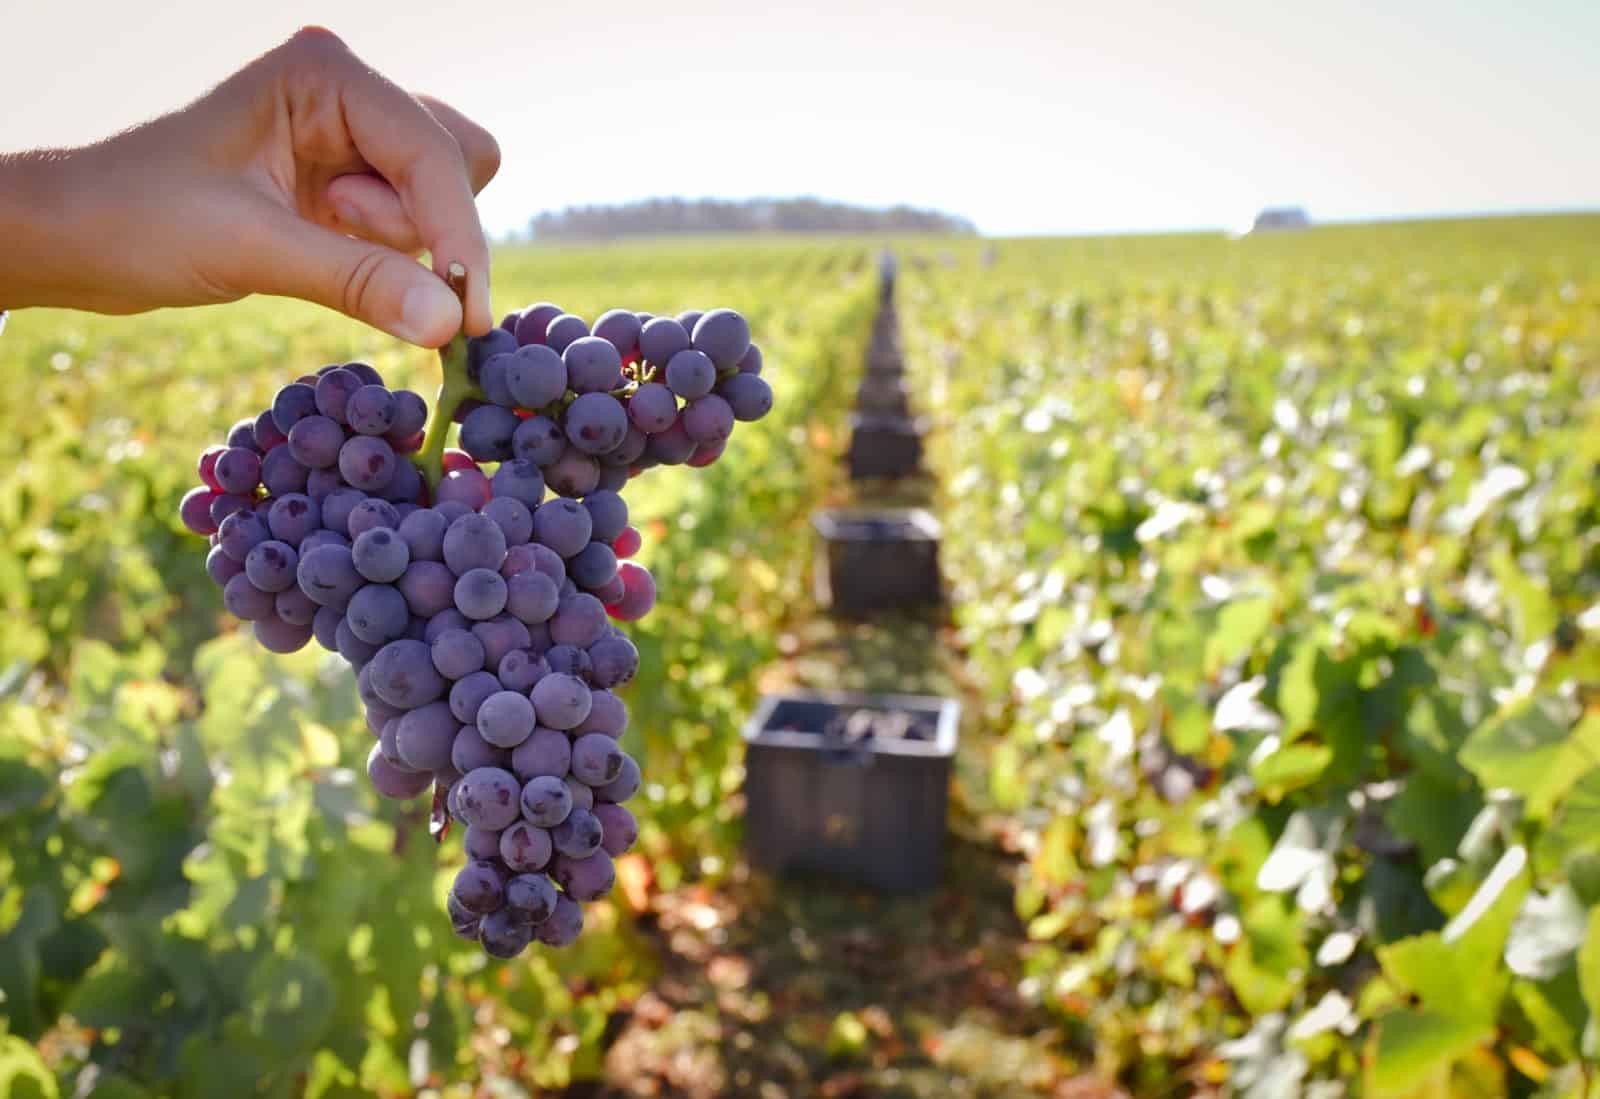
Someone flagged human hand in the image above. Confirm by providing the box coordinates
[0,26,498,346]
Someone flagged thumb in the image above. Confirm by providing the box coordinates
[244,206,463,347]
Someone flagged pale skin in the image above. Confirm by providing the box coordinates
[0,26,499,347]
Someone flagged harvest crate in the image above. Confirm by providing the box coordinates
[812,508,942,614]
[742,688,960,892]
[846,412,926,480]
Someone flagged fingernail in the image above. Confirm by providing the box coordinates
[397,280,457,345]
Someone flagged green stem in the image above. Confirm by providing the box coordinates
[413,332,481,493]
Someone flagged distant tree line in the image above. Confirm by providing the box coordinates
[527,197,976,240]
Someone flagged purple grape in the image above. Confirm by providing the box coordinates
[218,509,272,563]
[594,572,626,604]
[477,690,536,749]
[299,529,348,557]
[460,404,519,462]
[209,492,254,527]
[594,752,641,803]
[645,419,696,464]
[455,568,509,621]
[367,743,433,800]
[551,593,607,648]
[254,409,288,450]
[467,326,518,379]
[319,487,367,537]
[545,447,601,497]
[447,891,482,940]
[497,648,549,692]
[214,447,262,494]
[554,849,615,901]
[520,774,573,827]
[353,527,410,583]
[628,382,678,433]
[347,497,401,539]
[683,394,735,444]
[181,487,221,535]
[690,308,751,369]
[244,539,298,593]
[399,507,448,562]
[512,415,566,465]
[665,349,716,400]
[223,574,275,621]
[369,639,446,708]
[488,460,545,510]
[533,498,593,558]
[452,724,510,772]
[288,415,346,469]
[639,316,690,368]
[506,570,561,624]
[570,733,624,786]
[472,615,532,669]
[510,727,571,780]
[272,383,319,434]
[464,825,502,861]
[588,635,639,688]
[336,617,380,667]
[457,767,523,831]
[340,583,402,644]
[718,373,774,421]
[479,907,534,959]
[425,607,470,642]
[397,560,456,617]
[390,390,428,437]
[545,644,592,679]
[563,336,624,394]
[344,362,384,388]
[312,605,342,651]
[545,314,589,354]
[552,807,604,860]
[482,497,534,546]
[530,672,592,730]
[305,467,342,501]
[379,459,423,505]
[452,858,507,913]
[599,427,648,469]
[431,627,486,678]
[577,690,628,737]
[346,384,396,435]
[564,393,629,454]
[591,309,642,358]
[569,542,618,590]
[266,493,319,546]
[536,894,584,946]
[338,436,396,492]
[206,544,244,586]
[736,343,763,375]
[564,776,593,813]
[504,871,557,922]
[443,513,508,576]
[581,491,629,543]
[504,542,566,584]
[675,309,704,334]
[594,803,638,856]
[313,367,362,424]
[392,700,456,772]
[505,344,568,409]
[513,302,564,347]
[478,353,516,407]
[436,467,491,511]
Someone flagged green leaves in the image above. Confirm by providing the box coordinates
[1460,695,1600,821]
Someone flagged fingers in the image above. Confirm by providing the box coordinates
[327,172,424,254]
[416,95,500,194]
[276,28,493,335]
[245,200,463,347]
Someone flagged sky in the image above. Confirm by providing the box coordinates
[2,0,1596,238]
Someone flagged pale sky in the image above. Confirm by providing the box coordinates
[3,0,1596,237]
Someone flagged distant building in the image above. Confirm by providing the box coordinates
[1251,206,1311,233]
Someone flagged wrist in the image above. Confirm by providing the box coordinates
[0,145,133,314]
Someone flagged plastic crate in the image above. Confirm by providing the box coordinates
[742,688,960,892]
[847,412,926,480]
[812,508,942,615]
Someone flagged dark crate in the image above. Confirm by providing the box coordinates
[847,412,926,480]
[813,508,941,614]
[867,346,903,374]
[743,688,960,892]
[856,374,912,417]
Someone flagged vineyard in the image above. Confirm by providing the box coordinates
[2,216,1598,1098]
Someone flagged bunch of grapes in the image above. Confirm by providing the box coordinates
[176,303,769,958]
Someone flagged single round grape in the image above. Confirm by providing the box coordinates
[390,390,428,437]
[431,627,486,679]
[690,308,751,369]
[611,562,656,621]
[545,446,601,497]
[569,542,618,591]
[214,447,262,495]
[338,435,397,492]
[563,777,592,814]
[452,724,510,772]
[254,409,289,450]
[205,543,244,586]
[691,440,723,465]
[683,394,735,444]
[258,448,308,499]
[314,367,363,424]
[536,894,584,947]
[305,467,342,501]
[565,392,629,454]
[510,542,567,585]
[645,418,696,464]
[580,491,629,544]
[506,570,561,624]
[533,498,593,558]
[447,891,482,941]
[253,614,313,653]
[594,803,638,856]
[513,302,564,347]
[346,384,396,435]
[471,615,531,671]
[497,648,549,692]
[520,774,573,827]
[594,752,641,803]
[197,444,227,490]
[478,690,536,749]
[288,414,346,469]
[398,559,456,617]
[665,349,716,400]
[489,460,545,510]
[369,639,446,709]
[554,848,615,902]
[627,382,678,433]
[264,493,318,547]
[460,404,520,462]
[595,465,628,493]
[312,605,343,652]
[395,700,458,772]
[399,507,448,562]
[588,635,639,688]
[545,313,589,354]
[344,361,385,388]
[455,567,509,621]
[563,336,624,394]
[551,593,608,648]
[530,672,592,730]
[181,487,220,535]
[379,459,423,505]
[452,858,507,914]
[570,733,624,786]
[209,492,255,527]
[736,342,763,375]
[591,309,642,358]
[467,326,518,379]
[299,529,348,557]
[478,353,516,407]
[463,825,502,861]
[479,907,534,959]
[436,467,492,510]
[425,607,470,642]
[504,872,558,923]
[499,820,553,873]
[510,727,571,780]
[577,689,629,737]
[552,807,605,859]
[377,718,414,770]
[675,309,704,335]
[353,527,410,583]
[512,415,566,466]
[599,427,648,469]
[718,373,774,421]
[336,617,380,667]
[272,382,319,434]
[505,344,568,409]
[367,743,433,800]
[347,498,401,539]
[594,572,626,604]
[218,509,271,563]
[319,487,367,538]
[443,513,508,576]
[343,583,407,644]
[639,316,691,368]
[244,539,298,593]
[544,643,592,679]
[457,767,524,831]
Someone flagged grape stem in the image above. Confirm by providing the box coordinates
[412,262,482,493]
